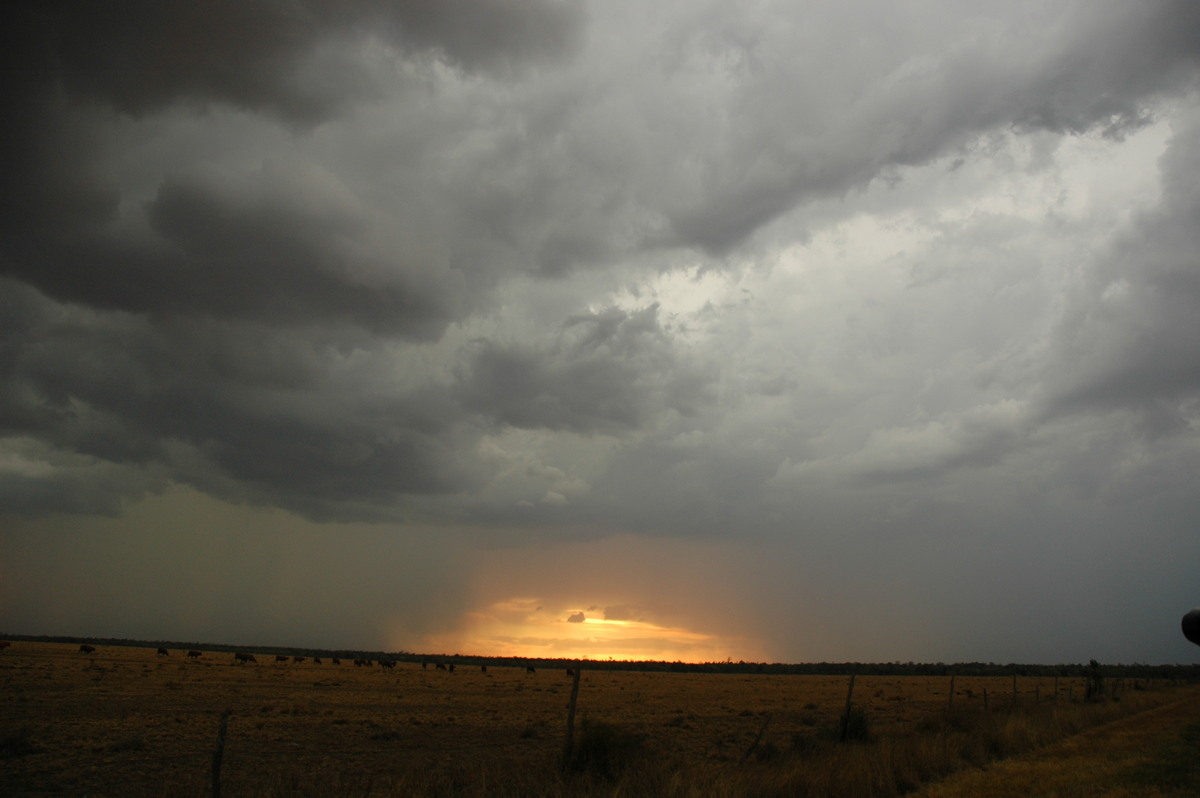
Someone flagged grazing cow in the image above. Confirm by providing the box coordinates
[79,644,96,655]
[313,657,322,665]
[187,650,202,658]
[275,655,289,663]
[380,660,396,669]
[157,648,170,656]
[566,669,574,678]
[526,666,536,674]
[421,659,428,670]
[480,664,487,673]
[292,656,305,664]
[435,662,447,671]
[448,663,456,673]
[234,652,257,663]
[332,658,341,665]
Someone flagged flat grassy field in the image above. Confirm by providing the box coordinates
[913,690,1200,798]
[0,641,1190,797]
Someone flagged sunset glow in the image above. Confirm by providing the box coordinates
[412,598,763,663]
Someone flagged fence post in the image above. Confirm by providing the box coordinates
[839,671,857,742]
[741,713,772,764]
[211,709,231,798]
[561,668,582,770]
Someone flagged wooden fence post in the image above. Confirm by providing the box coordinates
[741,713,772,764]
[839,671,857,742]
[561,668,582,770]
[211,709,231,798]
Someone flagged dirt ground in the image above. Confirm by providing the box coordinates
[1,641,1092,797]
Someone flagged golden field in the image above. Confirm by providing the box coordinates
[2,641,1195,797]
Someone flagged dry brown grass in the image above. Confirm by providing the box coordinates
[913,692,1200,798]
[2,642,1194,797]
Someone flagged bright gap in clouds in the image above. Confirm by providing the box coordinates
[396,535,776,663]
[408,596,756,662]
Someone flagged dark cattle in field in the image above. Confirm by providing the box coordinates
[234,652,257,663]
[448,663,456,672]
[79,644,96,654]
[293,656,305,664]
[0,641,11,652]
[332,658,341,665]
[157,648,170,656]
[435,662,446,671]
[380,660,395,669]
[566,669,574,678]
[526,666,536,674]
[313,657,322,665]
[421,659,428,670]
[275,655,289,663]
[187,650,202,658]
[480,664,487,673]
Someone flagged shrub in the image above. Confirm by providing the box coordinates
[565,718,646,780]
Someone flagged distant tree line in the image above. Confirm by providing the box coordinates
[5,633,1198,681]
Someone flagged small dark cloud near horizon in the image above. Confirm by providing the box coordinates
[566,612,585,624]
[2,0,1200,665]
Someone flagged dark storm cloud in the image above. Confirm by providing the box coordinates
[458,305,712,434]
[1,277,469,518]
[3,163,458,338]
[1,0,1198,531]
[19,0,583,122]
[3,0,1200,667]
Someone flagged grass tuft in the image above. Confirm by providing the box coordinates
[564,717,647,780]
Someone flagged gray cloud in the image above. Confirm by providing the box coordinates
[41,0,583,122]
[1042,108,1200,425]
[458,305,710,434]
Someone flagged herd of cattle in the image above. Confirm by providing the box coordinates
[47,643,561,674]
[0,642,581,678]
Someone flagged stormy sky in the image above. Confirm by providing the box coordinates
[3,0,1200,665]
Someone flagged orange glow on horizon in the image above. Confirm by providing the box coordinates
[405,597,765,663]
